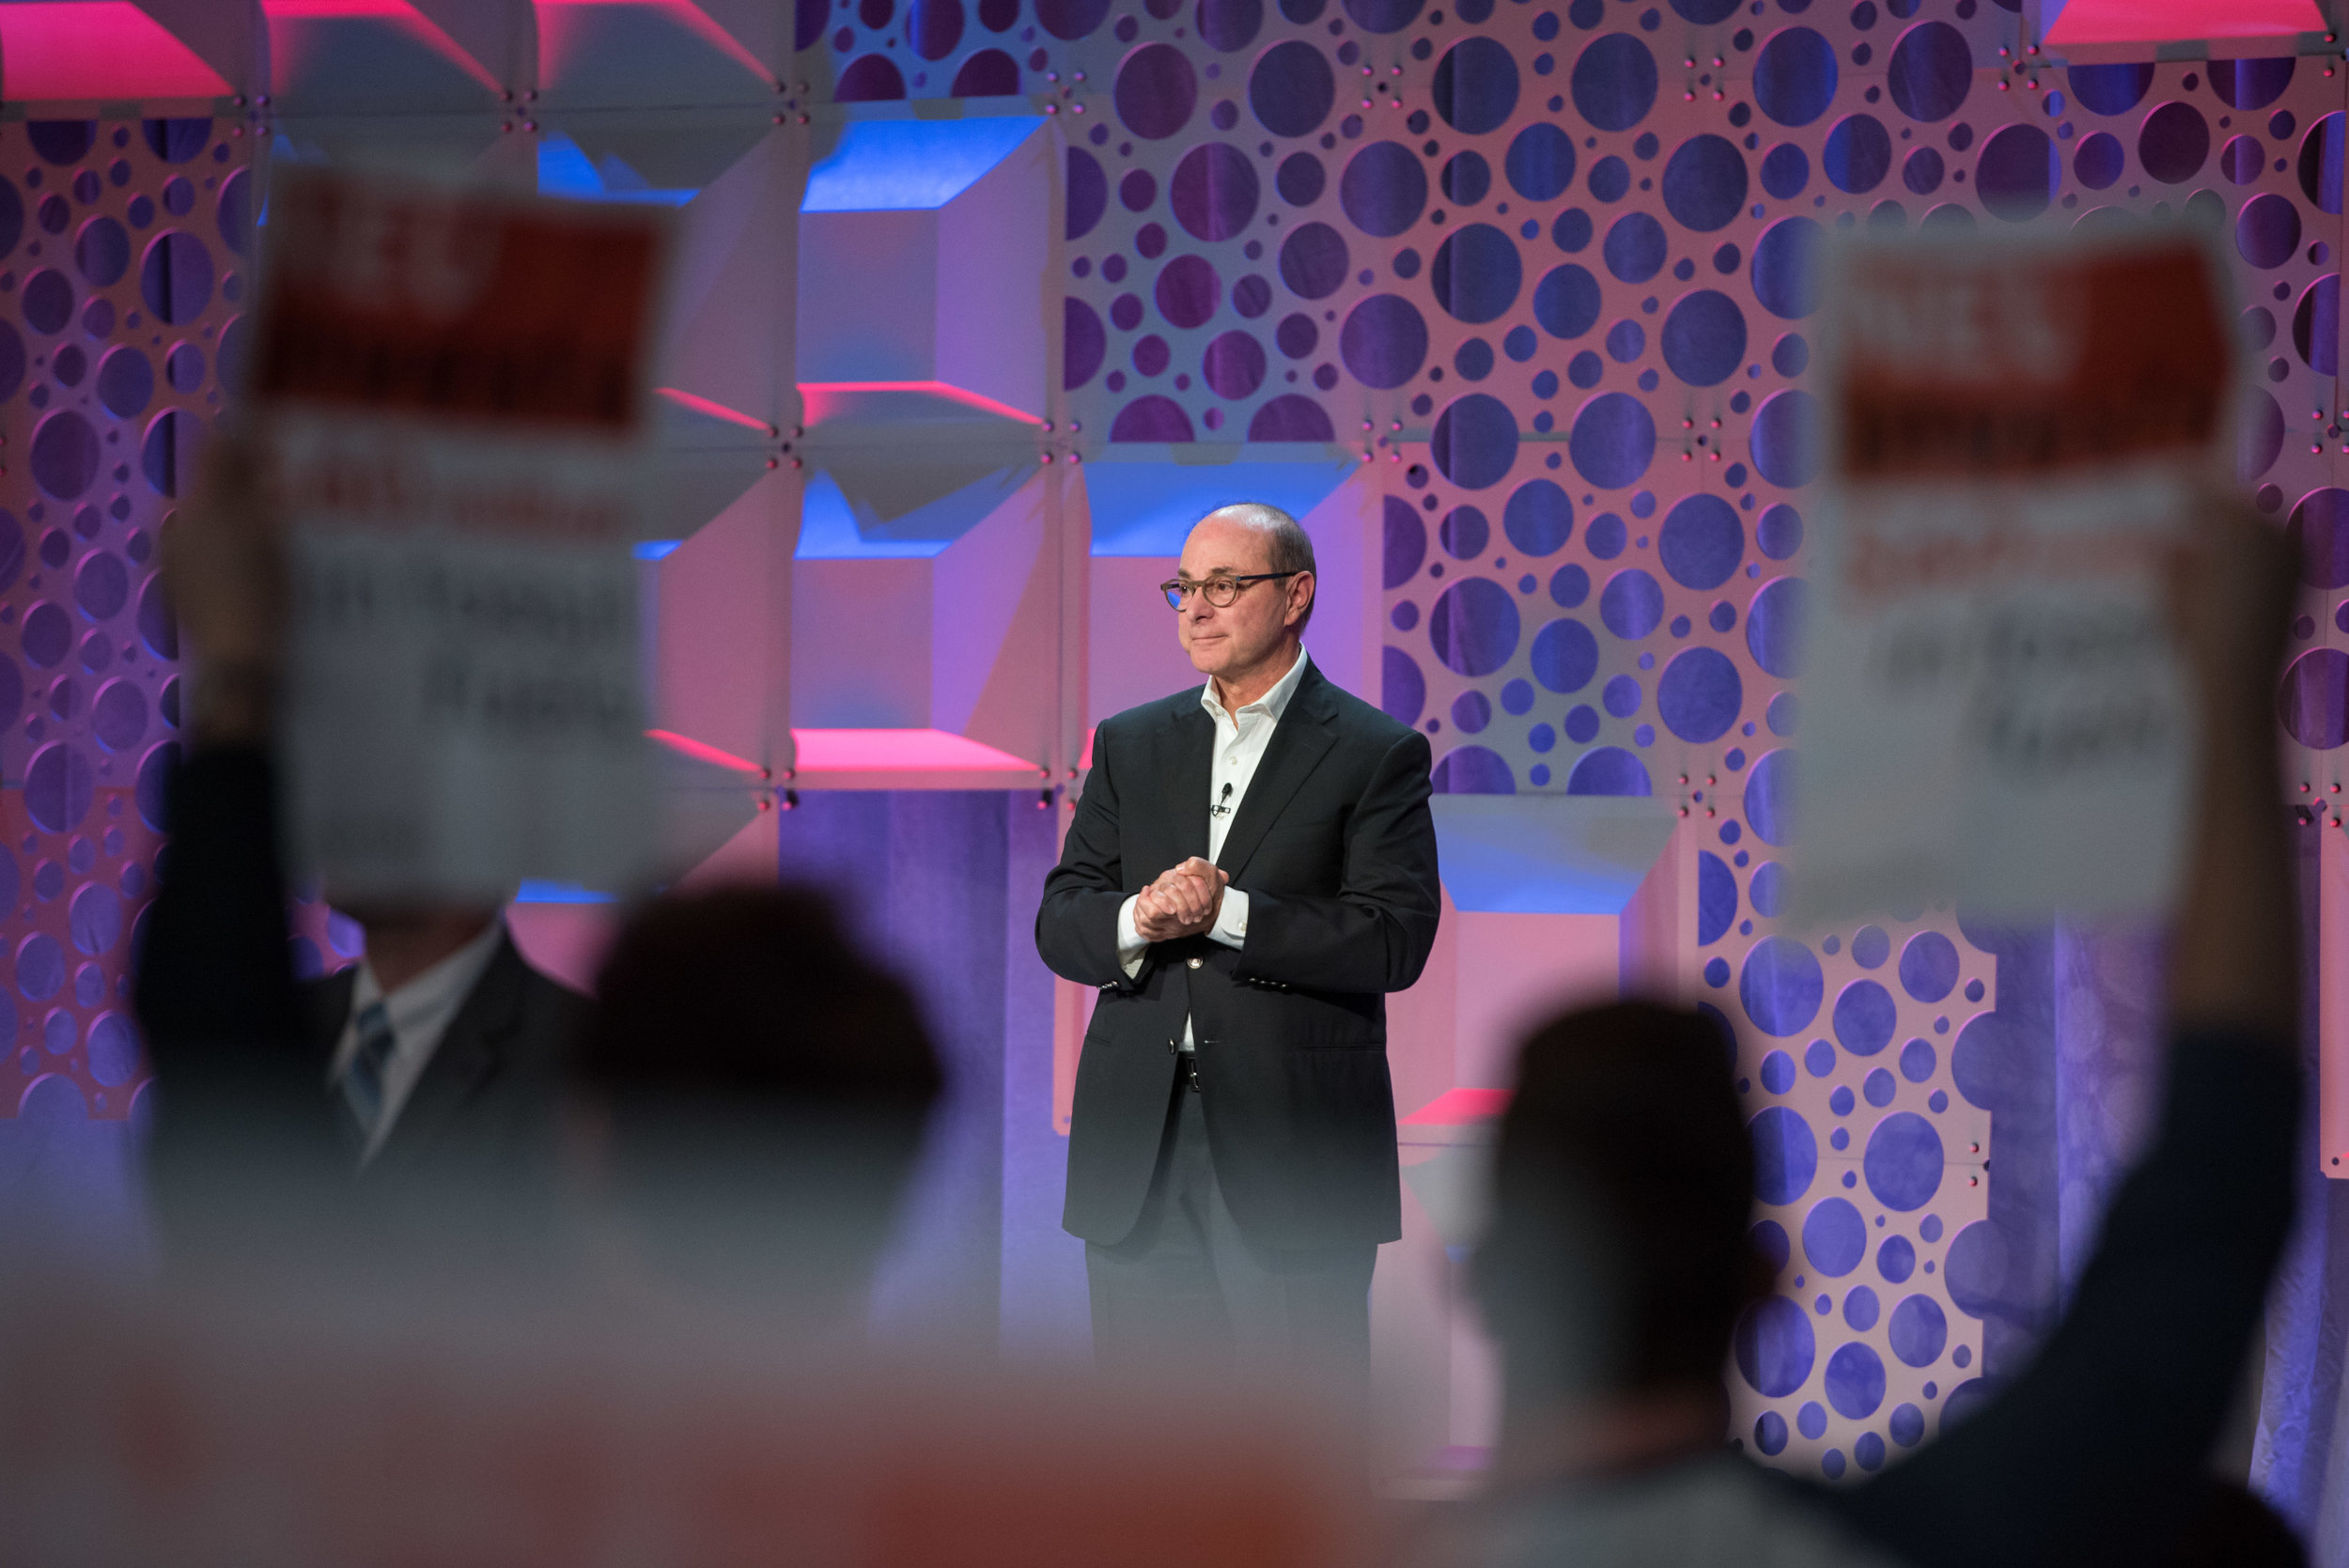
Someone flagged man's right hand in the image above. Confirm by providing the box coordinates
[1133,859,1229,942]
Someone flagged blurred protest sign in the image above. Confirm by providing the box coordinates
[1794,228,2233,921]
[250,171,669,899]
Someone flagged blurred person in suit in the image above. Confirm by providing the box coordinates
[134,437,583,1255]
[1434,495,2301,1568]
[1037,503,1441,1394]
[137,434,943,1319]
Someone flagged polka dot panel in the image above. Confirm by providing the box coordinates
[2104,66,2349,783]
[802,0,2019,123]
[0,117,251,1120]
[978,0,2328,1481]
[1728,897,1994,1481]
[0,784,162,1121]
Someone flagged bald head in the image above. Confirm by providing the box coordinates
[1199,503,1315,630]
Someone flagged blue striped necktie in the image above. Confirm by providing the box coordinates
[336,1001,396,1151]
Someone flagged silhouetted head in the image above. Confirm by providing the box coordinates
[1473,1001,1763,1409]
[573,885,943,1300]
[2162,1480,2306,1568]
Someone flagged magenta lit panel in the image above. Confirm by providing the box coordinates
[2046,0,2324,43]
[0,3,230,99]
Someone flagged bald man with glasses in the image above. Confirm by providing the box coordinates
[1037,502,1441,1400]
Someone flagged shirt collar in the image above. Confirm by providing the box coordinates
[1203,646,1311,723]
[350,913,508,1033]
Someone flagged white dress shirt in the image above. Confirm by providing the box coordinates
[1115,647,1312,1050]
[325,914,508,1164]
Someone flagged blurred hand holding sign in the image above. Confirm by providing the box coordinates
[1796,230,2233,922]
[252,171,669,900]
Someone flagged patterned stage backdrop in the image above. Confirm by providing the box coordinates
[794,0,2346,1480]
[0,114,257,1142]
[0,0,2327,1486]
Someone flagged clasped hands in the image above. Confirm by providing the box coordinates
[1134,856,1229,942]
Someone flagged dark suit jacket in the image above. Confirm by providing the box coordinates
[293,934,583,1197]
[136,746,583,1251]
[1037,659,1440,1250]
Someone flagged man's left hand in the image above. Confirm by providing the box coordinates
[1135,858,1228,940]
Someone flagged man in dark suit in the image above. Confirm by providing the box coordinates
[295,902,583,1195]
[1036,502,1441,1389]
[133,442,583,1263]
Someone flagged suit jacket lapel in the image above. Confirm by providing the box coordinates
[369,938,526,1176]
[1215,665,1338,881]
[1163,696,1216,866]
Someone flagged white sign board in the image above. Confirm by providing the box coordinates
[1794,227,2234,922]
[253,172,668,900]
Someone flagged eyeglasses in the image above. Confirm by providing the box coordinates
[1159,572,1299,610]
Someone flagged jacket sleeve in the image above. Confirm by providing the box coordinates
[1820,1027,2300,1568]
[133,746,339,1184]
[1232,728,1440,995]
[1035,722,1144,991]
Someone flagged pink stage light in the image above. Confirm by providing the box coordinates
[650,726,1043,778]
[646,728,768,775]
[798,381,1046,426]
[790,728,1044,772]
[1400,1087,1513,1126]
[656,386,777,434]
[263,0,505,93]
[2045,0,2323,42]
[0,4,231,99]
[535,0,770,85]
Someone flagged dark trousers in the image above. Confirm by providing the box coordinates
[1084,1070,1377,1397]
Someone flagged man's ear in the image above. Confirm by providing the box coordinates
[1286,570,1315,628]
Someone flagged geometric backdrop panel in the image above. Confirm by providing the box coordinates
[0,112,253,1127]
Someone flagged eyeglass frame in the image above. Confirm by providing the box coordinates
[1159,571,1302,611]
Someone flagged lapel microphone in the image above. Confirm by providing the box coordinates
[1211,781,1234,818]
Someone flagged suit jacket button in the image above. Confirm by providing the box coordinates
[1188,956,1204,969]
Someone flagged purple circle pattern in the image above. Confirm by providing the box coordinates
[1803,1196,1866,1277]
[31,413,100,500]
[1735,1292,1816,1396]
[1660,290,1747,387]
[1750,391,1819,489]
[1428,576,1520,675]
[1252,41,1333,136]
[1835,980,1896,1057]
[1864,1112,1945,1211]
[1657,647,1742,742]
[1116,44,1198,139]
[1155,255,1221,328]
[1340,296,1427,388]
[1825,1343,1887,1419]
[1571,35,1657,133]
[1886,22,1970,122]
[1754,28,1837,128]
[1747,577,1807,678]
[1976,125,2054,222]
[1341,141,1427,239]
[1741,935,1824,1036]
[2238,192,2302,270]
[1171,143,1258,241]
[2281,649,2349,748]
[1434,394,1519,489]
[2139,101,2211,184]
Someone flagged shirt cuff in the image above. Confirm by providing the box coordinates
[1207,887,1249,950]
[1116,894,1147,978]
